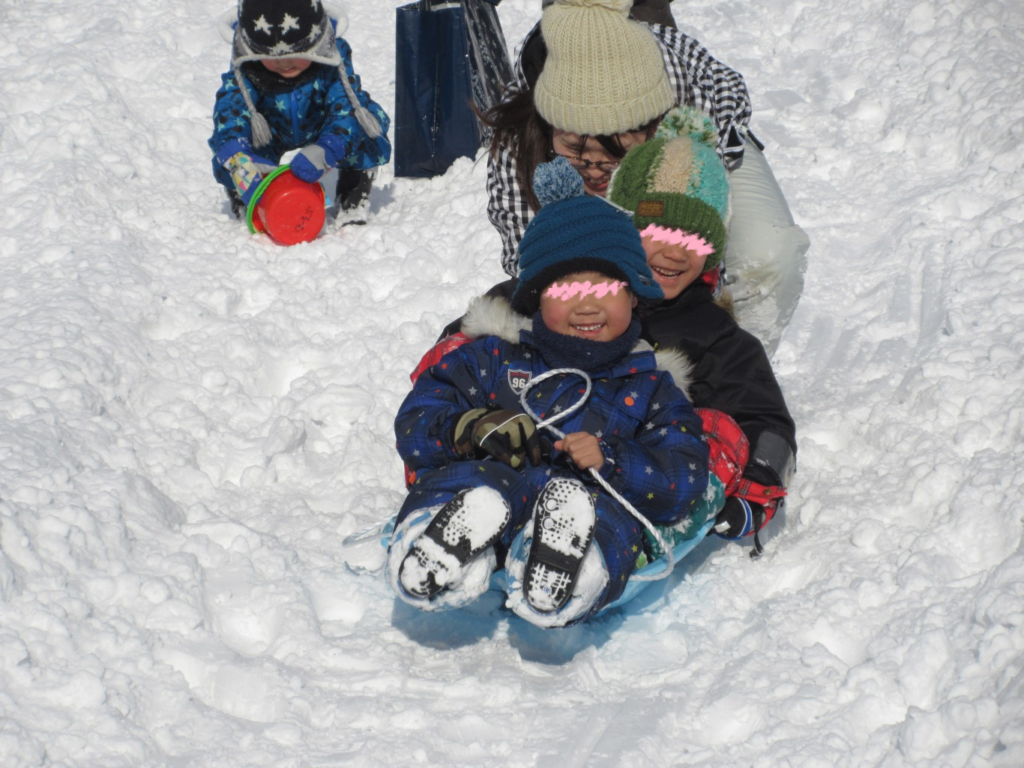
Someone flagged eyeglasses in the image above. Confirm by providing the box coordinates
[552,152,621,173]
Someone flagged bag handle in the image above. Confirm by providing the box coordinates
[424,1,462,10]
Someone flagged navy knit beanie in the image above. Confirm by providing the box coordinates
[512,158,663,315]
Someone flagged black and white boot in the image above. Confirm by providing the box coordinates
[335,168,374,226]
[227,188,246,220]
[397,487,511,602]
[523,478,596,614]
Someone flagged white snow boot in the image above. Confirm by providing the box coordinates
[523,478,597,613]
[393,486,510,607]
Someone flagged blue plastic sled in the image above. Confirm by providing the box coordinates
[379,479,722,618]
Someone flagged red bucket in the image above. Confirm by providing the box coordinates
[246,166,326,246]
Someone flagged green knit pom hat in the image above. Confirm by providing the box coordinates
[607,123,731,272]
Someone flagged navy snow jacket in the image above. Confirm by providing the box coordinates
[209,37,391,188]
[396,298,710,527]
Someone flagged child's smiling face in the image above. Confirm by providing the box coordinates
[261,58,312,78]
[539,270,637,342]
[641,235,708,300]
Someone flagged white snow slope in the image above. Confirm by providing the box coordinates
[2,0,1023,765]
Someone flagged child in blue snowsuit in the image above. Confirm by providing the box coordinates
[387,189,710,628]
[209,0,391,224]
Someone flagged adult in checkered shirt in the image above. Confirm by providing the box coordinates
[483,0,753,276]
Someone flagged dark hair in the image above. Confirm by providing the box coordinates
[478,92,661,213]
[559,118,663,159]
[476,25,663,213]
[477,87,553,213]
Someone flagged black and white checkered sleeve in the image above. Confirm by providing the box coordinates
[486,35,536,276]
[654,25,753,170]
[486,147,530,276]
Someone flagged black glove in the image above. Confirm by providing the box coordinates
[453,408,542,470]
[714,461,786,558]
[713,497,762,539]
[713,497,769,559]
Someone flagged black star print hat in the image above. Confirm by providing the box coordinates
[232,0,341,67]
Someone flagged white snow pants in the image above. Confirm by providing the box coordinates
[725,143,811,354]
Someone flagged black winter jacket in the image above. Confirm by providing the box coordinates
[639,282,796,487]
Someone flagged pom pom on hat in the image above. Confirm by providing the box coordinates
[654,105,721,145]
[533,156,586,207]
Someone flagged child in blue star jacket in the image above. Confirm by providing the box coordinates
[388,187,710,628]
[209,0,391,223]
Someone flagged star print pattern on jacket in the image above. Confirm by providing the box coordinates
[397,338,708,525]
[393,299,709,616]
[208,36,390,190]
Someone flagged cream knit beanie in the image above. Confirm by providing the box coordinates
[534,0,675,136]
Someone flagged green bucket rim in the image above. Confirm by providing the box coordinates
[245,164,293,235]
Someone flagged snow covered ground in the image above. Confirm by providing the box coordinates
[1,0,1023,765]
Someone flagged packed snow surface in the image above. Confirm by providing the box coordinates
[1,0,1023,765]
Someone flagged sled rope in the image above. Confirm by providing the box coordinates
[519,368,675,583]
[343,369,678,584]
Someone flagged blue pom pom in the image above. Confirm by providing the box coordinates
[532,156,584,207]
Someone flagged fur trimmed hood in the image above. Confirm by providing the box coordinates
[460,295,695,399]
[462,295,531,345]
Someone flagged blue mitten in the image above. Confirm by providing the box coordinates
[290,135,348,183]
[216,139,277,204]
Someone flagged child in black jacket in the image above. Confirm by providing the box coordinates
[427,131,795,551]
[608,131,795,546]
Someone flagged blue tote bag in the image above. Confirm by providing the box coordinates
[394,0,511,178]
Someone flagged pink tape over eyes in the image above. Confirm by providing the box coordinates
[640,224,715,257]
[544,280,626,301]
